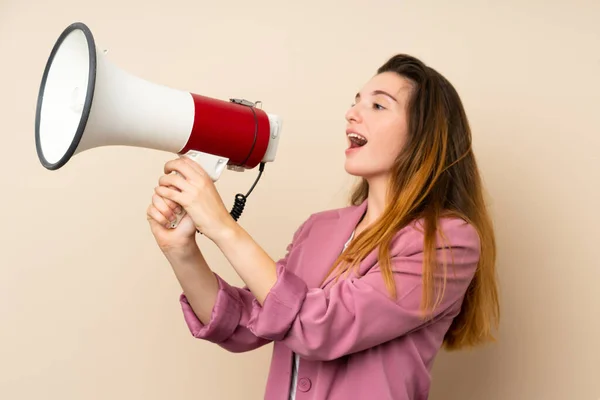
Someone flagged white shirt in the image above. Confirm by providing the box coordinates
[289,230,355,399]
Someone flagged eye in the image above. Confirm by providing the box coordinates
[373,103,385,110]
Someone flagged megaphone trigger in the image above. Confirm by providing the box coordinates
[181,150,229,181]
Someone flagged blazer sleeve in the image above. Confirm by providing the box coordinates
[244,218,481,361]
[178,215,313,353]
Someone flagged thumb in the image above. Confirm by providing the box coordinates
[173,213,197,234]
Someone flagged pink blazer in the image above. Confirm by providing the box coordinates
[179,200,480,399]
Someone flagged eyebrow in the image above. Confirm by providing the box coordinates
[355,90,398,103]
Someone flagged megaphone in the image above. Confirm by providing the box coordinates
[35,22,283,225]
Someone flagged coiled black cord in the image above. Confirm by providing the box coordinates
[226,98,264,222]
[229,161,265,221]
[196,162,266,234]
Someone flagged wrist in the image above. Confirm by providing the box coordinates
[212,219,243,249]
[161,240,200,261]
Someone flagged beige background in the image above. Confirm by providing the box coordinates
[1,0,599,399]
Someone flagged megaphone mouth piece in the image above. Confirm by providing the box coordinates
[35,22,97,170]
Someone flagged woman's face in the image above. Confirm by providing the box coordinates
[344,71,413,182]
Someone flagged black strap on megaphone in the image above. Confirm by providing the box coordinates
[230,97,261,168]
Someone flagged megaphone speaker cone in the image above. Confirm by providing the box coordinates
[35,22,96,170]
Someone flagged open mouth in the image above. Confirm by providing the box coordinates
[348,132,368,148]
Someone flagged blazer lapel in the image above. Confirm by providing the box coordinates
[296,200,368,289]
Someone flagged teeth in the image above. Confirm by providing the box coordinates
[348,132,367,146]
[348,133,367,141]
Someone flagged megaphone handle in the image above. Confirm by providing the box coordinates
[169,202,187,229]
[168,151,226,230]
[168,161,266,232]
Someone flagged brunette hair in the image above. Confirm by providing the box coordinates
[324,54,499,350]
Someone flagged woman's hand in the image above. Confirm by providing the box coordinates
[154,156,236,243]
[147,190,198,253]
[151,156,278,307]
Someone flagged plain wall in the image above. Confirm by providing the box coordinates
[1,0,599,399]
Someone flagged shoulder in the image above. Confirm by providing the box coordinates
[288,203,360,241]
[390,216,481,259]
[298,203,360,228]
[308,203,358,221]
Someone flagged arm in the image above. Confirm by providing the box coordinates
[164,244,219,326]
[166,243,270,352]
[151,156,302,352]
[213,218,480,361]
[177,217,312,353]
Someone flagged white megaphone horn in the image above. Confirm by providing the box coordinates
[35,22,283,226]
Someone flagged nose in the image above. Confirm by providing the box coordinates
[345,102,361,123]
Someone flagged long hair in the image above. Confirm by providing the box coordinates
[322,54,499,350]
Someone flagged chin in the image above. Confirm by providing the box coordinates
[344,160,389,182]
[344,162,372,178]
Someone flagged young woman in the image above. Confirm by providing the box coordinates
[147,53,500,400]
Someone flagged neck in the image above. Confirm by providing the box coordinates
[359,175,389,228]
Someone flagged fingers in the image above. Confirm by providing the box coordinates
[160,194,182,215]
[147,203,173,228]
[164,156,210,182]
[159,172,193,193]
[154,185,185,206]
[164,157,201,180]
[180,155,208,175]
[152,193,179,223]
